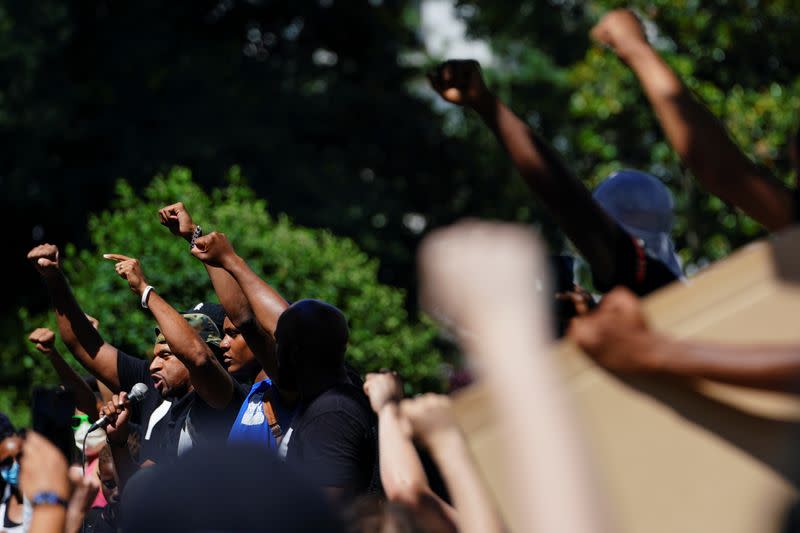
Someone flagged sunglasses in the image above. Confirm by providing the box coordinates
[71,414,90,430]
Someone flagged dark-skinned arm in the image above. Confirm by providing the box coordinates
[104,254,234,409]
[28,328,100,420]
[190,232,289,378]
[570,287,800,393]
[100,392,141,489]
[158,202,276,371]
[27,244,122,391]
[591,9,795,231]
[429,60,629,286]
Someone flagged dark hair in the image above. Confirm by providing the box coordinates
[344,496,427,533]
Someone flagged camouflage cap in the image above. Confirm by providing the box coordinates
[154,302,225,348]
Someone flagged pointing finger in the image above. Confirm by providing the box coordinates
[102,253,134,263]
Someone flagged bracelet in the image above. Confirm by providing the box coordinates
[190,225,203,250]
[30,491,68,508]
[141,285,155,309]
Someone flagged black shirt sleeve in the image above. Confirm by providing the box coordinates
[115,349,159,454]
[594,233,678,297]
[116,349,151,392]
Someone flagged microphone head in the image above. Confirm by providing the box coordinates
[129,382,149,402]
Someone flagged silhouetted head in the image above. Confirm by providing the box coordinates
[274,299,349,392]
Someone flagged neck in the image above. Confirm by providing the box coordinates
[299,367,348,402]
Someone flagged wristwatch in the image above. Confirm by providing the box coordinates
[190,225,203,249]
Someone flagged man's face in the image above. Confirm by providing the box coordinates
[149,342,191,398]
[220,317,258,375]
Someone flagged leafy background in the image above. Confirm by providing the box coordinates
[2,0,799,423]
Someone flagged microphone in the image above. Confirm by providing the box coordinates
[88,382,149,433]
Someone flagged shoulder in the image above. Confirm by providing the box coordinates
[298,386,372,429]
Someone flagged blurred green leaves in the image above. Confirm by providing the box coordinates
[5,168,444,425]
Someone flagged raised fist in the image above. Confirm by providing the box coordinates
[190,232,237,269]
[590,9,649,58]
[428,59,491,108]
[159,202,197,241]
[399,393,459,449]
[103,254,149,295]
[27,243,61,277]
[363,371,403,414]
[418,220,545,334]
[28,327,56,354]
[567,286,660,373]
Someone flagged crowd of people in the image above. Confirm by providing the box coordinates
[2,9,799,533]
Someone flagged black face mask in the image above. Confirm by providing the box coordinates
[276,349,299,392]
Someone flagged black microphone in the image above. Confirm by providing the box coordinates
[88,382,149,433]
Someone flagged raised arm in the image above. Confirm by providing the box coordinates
[104,253,234,409]
[27,244,122,391]
[20,432,71,533]
[363,372,457,528]
[591,9,795,230]
[158,202,276,372]
[428,60,628,286]
[28,327,100,420]
[400,394,498,533]
[569,287,800,393]
[418,221,612,533]
[191,232,289,377]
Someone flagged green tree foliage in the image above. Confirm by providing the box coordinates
[4,168,444,426]
[450,0,800,270]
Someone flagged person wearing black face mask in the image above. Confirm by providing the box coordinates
[189,230,377,502]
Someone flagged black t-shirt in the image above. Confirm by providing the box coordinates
[115,350,164,462]
[83,506,116,533]
[594,233,678,297]
[152,381,248,463]
[283,383,376,496]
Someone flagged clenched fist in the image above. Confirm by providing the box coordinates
[567,287,662,373]
[28,327,56,354]
[99,392,132,446]
[363,371,403,414]
[159,202,197,242]
[190,232,237,269]
[428,59,492,109]
[27,243,61,278]
[399,393,459,449]
[590,9,649,59]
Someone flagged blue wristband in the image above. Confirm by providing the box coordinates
[30,491,68,508]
